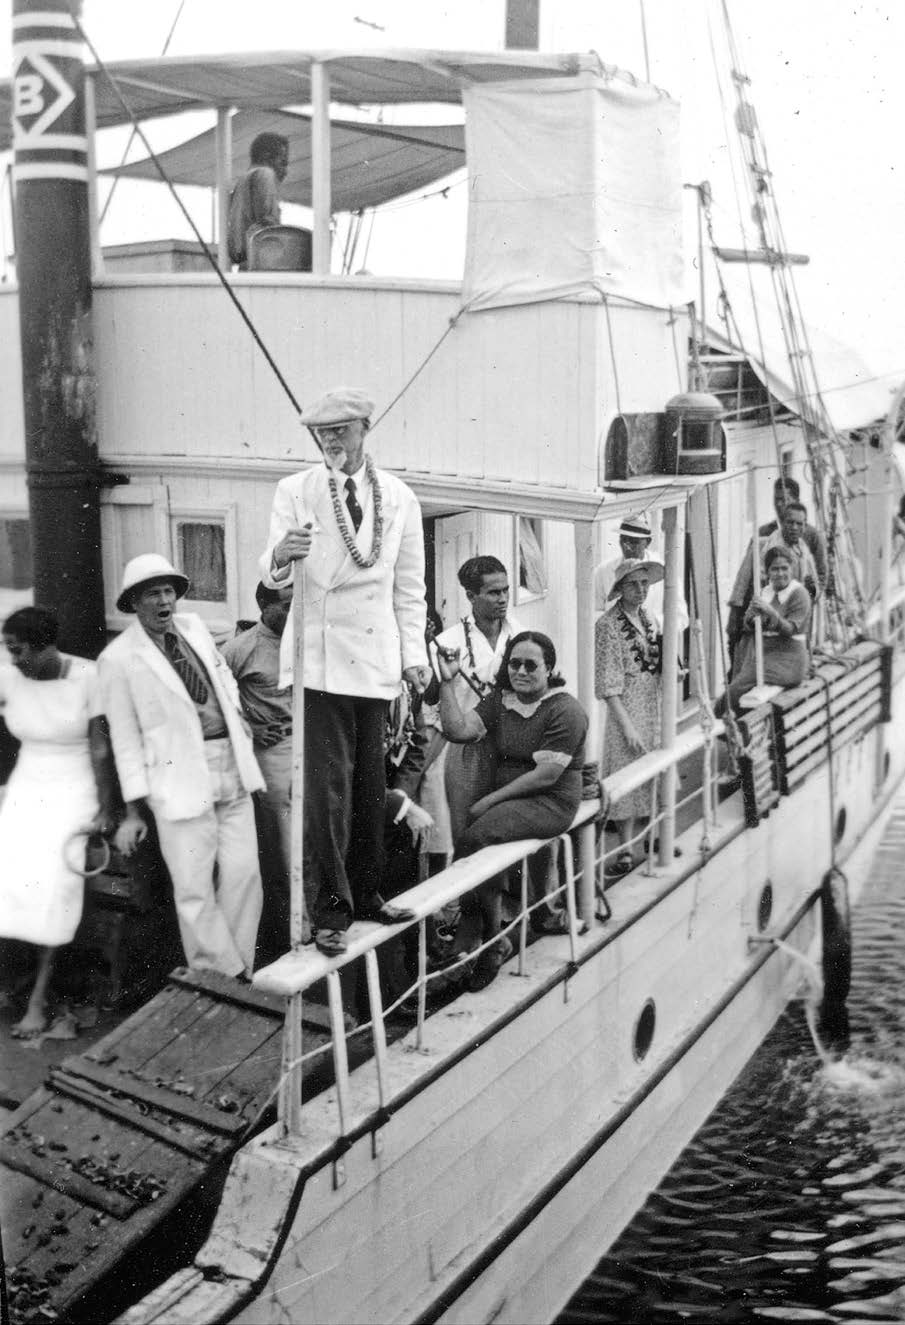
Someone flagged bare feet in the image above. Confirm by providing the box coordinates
[11,1008,48,1039]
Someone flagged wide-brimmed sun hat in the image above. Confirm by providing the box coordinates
[300,387,374,428]
[117,554,189,613]
[608,557,665,600]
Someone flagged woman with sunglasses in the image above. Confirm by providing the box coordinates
[436,630,588,989]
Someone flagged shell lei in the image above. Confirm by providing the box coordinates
[328,454,384,569]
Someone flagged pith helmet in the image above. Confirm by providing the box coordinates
[117,554,189,613]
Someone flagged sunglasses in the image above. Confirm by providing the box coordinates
[508,657,540,673]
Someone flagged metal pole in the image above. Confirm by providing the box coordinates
[311,62,331,275]
[215,107,232,271]
[573,520,598,923]
[658,506,680,866]
[12,0,106,657]
[84,72,103,280]
[750,463,765,686]
[279,562,306,1136]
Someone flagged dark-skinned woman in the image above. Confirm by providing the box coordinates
[437,630,588,990]
[0,608,115,1037]
[725,544,812,709]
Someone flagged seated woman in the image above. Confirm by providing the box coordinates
[0,608,114,1037]
[436,631,588,991]
[595,557,665,876]
[724,545,812,711]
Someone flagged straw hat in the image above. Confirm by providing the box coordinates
[608,557,665,600]
[117,554,189,613]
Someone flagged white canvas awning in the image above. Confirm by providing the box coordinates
[461,72,686,312]
[0,50,605,151]
[103,109,465,212]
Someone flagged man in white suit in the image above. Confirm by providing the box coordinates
[98,554,264,978]
[260,386,431,956]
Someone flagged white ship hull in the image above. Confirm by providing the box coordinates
[122,669,905,1325]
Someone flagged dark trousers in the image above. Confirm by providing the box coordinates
[304,690,388,931]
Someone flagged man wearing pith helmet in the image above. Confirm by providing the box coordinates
[260,386,431,957]
[97,553,264,978]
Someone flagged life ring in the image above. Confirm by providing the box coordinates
[63,828,112,879]
[820,866,852,1008]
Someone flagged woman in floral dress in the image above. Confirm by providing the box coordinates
[595,558,665,875]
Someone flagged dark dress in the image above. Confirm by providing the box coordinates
[455,688,588,858]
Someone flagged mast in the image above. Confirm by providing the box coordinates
[11,0,106,655]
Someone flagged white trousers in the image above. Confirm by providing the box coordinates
[154,738,262,977]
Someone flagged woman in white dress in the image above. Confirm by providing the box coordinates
[0,607,113,1037]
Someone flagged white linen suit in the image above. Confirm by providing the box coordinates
[259,461,428,931]
[98,614,264,975]
[260,463,428,691]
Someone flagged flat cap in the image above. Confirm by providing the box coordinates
[300,387,374,427]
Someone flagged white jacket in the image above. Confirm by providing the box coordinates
[98,614,264,821]
[260,464,428,696]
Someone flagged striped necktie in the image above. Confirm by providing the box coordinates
[163,632,209,705]
[344,476,363,533]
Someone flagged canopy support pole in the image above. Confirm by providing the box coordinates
[573,521,598,923]
[658,505,680,866]
[311,62,332,275]
[215,108,232,271]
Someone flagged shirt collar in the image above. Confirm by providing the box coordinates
[501,689,556,718]
[766,580,799,605]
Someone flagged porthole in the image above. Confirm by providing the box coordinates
[633,999,656,1061]
[757,883,773,933]
[834,807,847,846]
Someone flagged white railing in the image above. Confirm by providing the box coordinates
[252,718,727,1142]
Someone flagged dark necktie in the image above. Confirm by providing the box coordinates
[345,476,363,533]
[164,632,209,705]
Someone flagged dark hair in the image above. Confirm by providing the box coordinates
[458,555,507,595]
[764,545,793,571]
[497,631,566,692]
[773,476,800,499]
[250,132,289,168]
[783,500,807,519]
[255,581,285,611]
[3,605,59,650]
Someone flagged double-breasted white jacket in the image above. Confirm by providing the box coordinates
[260,463,428,695]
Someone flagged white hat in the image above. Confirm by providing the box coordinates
[618,513,652,540]
[117,554,189,613]
[608,557,665,600]
[300,387,374,427]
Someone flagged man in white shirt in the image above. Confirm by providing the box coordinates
[259,387,432,956]
[431,555,522,844]
[594,512,689,632]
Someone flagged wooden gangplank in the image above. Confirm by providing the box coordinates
[1,968,331,1325]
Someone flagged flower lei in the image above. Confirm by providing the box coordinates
[328,454,384,569]
[617,604,661,675]
[461,617,495,697]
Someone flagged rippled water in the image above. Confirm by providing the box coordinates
[559,840,905,1324]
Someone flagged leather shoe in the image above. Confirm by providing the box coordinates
[360,902,416,926]
[315,928,349,956]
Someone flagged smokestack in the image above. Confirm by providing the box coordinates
[505,0,540,50]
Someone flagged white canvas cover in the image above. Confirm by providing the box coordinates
[462,73,686,312]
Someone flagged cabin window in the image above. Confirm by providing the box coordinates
[174,519,227,602]
[516,517,547,602]
[0,517,31,589]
